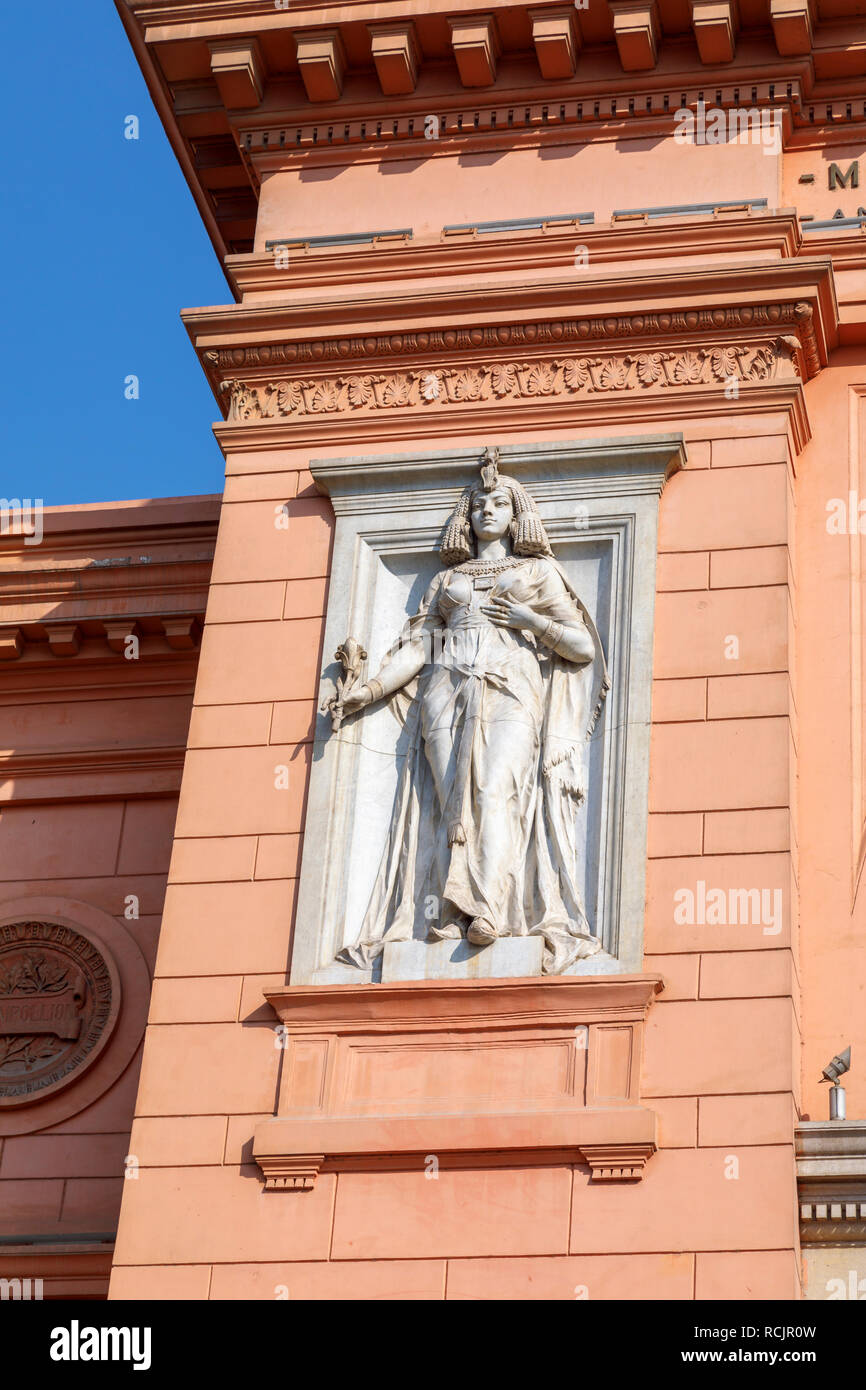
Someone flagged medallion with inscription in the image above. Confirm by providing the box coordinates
[0,922,120,1106]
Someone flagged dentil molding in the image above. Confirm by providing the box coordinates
[798,1120,866,1246]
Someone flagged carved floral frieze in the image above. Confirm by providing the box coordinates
[222,337,800,422]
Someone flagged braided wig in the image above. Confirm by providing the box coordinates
[438,474,554,566]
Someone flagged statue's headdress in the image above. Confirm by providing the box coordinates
[439,447,554,565]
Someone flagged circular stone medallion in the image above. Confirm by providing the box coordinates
[0,921,120,1107]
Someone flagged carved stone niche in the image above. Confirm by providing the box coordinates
[291,434,685,986]
[254,974,662,1189]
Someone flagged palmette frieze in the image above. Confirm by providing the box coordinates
[222,338,800,422]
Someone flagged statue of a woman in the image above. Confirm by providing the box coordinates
[333,451,609,975]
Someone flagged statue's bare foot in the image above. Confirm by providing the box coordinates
[466,917,498,947]
[427,921,463,942]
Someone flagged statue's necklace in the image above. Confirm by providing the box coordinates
[455,556,527,578]
[455,555,528,593]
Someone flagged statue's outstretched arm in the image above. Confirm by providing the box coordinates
[344,634,428,712]
[338,574,444,716]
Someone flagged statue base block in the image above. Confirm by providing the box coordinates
[254,973,663,1190]
[381,935,544,982]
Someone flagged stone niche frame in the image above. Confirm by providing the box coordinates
[291,434,685,986]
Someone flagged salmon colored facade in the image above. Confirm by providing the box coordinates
[4,0,866,1301]
[0,499,218,1296]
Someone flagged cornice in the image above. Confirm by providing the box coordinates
[0,1241,114,1300]
[232,85,866,179]
[115,0,237,273]
[801,229,866,273]
[0,747,186,784]
[264,971,664,1033]
[0,747,189,806]
[133,0,547,34]
[0,560,213,617]
[797,1120,866,1246]
[0,521,218,557]
[185,252,832,461]
[234,76,824,175]
[125,1,866,117]
[118,0,866,260]
[227,211,804,298]
[0,615,204,665]
[0,667,199,706]
[253,1112,659,1186]
[311,434,686,510]
[186,259,838,359]
[0,507,218,635]
[797,1120,866,1163]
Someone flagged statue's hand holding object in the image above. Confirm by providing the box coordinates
[321,637,368,732]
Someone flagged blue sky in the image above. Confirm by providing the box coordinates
[2,7,230,506]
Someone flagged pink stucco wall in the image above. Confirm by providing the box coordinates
[0,499,217,1297]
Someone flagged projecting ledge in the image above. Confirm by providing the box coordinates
[254,973,663,1189]
[253,1107,658,1188]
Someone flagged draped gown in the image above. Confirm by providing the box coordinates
[337,553,606,974]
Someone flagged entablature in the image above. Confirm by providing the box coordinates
[118,0,866,261]
[183,248,836,455]
[0,498,219,800]
[0,502,217,664]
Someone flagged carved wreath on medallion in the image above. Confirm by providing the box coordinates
[0,922,117,1107]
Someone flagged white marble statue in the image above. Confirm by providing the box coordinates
[331,450,609,974]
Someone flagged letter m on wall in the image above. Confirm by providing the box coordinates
[828,161,859,190]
